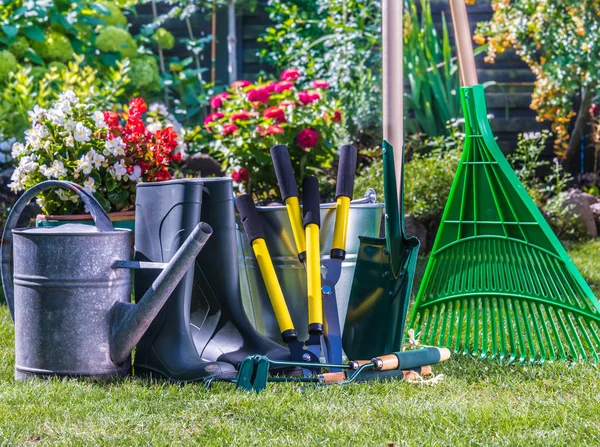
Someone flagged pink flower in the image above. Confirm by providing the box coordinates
[298,90,321,105]
[296,128,319,150]
[232,168,249,182]
[263,106,286,123]
[222,123,238,136]
[210,92,229,109]
[281,68,301,81]
[231,80,251,89]
[247,88,270,104]
[267,124,284,135]
[280,100,295,108]
[274,81,294,93]
[263,82,276,93]
[204,111,224,128]
[230,111,253,122]
[312,79,329,89]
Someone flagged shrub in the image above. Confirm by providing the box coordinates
[0,50,17,84]
[190,68,343,197]
[30,31,74,63]
[9,95,181,214]
[96,26,138,59]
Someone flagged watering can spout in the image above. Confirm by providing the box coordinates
[109,222,213,365]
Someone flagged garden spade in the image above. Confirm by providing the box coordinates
[342,0,420,360]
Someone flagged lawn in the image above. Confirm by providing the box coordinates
[0,241,599,446]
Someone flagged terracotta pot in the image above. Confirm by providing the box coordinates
[36,210,135,231]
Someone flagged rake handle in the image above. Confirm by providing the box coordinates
[449,0,478,87]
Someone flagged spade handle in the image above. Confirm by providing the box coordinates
[449,0,478,87]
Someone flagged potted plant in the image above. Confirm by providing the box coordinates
[190,68,344,198]
[9,92,182,229]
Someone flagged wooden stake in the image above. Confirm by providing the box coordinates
[449,0,478,86]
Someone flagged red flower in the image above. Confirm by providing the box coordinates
[154,168,171,182]
[247,88,270,104]
[103,110,120,128]
[298,90,321,105]
[263,82,276,93]
[274,81,294,93]
[590,104,599,116]
[312,79,329,89]
[257,125,266,136]
[280,100,295,108]
[232,168,249,183]
[231,80,251,89]
[267,124,284,135]
[296,128,319,150]
[332,110,342,123]
[128,97,147,117]
[230,111,253,122]
[281,68,301,81]
[222,123,238,136]
[204,111,224,128]
[210,92,229,109]
[263,106,286,123]
[154,127,179,152]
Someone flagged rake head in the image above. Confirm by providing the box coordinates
[410,85,600,364]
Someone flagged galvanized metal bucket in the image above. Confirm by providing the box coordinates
[237,193,383,344]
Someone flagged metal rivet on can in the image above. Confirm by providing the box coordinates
[302,353,311,362]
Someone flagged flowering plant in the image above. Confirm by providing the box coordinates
[196,68,343,196]
[9,92,181,215]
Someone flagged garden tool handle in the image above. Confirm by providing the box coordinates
[270,144,306,263]
[1,180,114,322]
[302,176,323,334]
[236,195,297,341]
[331,145,358,259]
[371,347,451,371]
[449,0,478,87]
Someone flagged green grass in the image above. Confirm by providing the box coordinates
[1,241,600,445]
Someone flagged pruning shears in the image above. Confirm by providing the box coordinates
[271,144,358,369]
[236,195,321,375]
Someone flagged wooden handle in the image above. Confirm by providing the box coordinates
[318,372,347,384]
[449,0,478,86]
[373,354,399,371]
[382,0,404,204]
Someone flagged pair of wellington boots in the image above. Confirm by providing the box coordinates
[133,178,292,382]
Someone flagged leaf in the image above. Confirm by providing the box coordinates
[108,189,129,205]
[24,48,43,65]
[22,26,45,42]
[79,16,106,26]
[100,52,121,67]
[2,24,18,38]
[90,2,110,15]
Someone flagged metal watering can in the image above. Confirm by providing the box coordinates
[1,180,212,380]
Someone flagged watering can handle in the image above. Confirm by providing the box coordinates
[1,180,114,321]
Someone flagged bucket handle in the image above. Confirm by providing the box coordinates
[1,180,114,321]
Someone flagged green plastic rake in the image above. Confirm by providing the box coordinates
[410,0,600,364]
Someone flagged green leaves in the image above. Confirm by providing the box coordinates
[22,26,45,42]
[2,24,18,38]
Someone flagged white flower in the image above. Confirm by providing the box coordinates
[65,119,77,132]
[74,122,92,143]
[149,102,169,115]
[11,142,25,158]
[47,108,67,126]
[25,124,48,150]
[128,164,142,181]
[41,160,67,179]
[105,136,125,156]
[36,197,45,209]
[58,90,78,104]
[28,105,46,123]
[110,159,127,180]
[76,157,93,175]
[83,177,96,193]
[65,134,74,147]
[522,131,542,141]
[93,111,107,129]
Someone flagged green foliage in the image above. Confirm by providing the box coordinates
[260,0,460,141]
[0,50,17,84]
[95,26,138,59]
[94,2,128,27]
[152,28,175,51]
[30,31,74,63]
[0,56,130,148]
[260,0,382,141]
[403,0,460,136]
[129,55,161,91]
